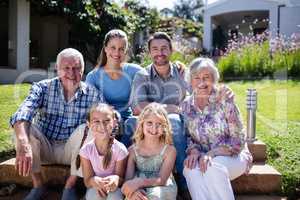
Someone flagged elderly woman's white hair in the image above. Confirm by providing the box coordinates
[185,57,220,84]
[56,48,84,70]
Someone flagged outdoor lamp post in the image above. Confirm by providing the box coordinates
[246,88,257,142]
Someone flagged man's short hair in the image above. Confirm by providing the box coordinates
[56,48,84,70]
[147,32,172,51]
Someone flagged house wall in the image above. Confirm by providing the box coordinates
[204,0,281,51]
[280,6,300,37]
[0,0,65,83]
[1,0,31,83]
[30,16,70,69]
[289,0,300,6]
[8,0,17,69]
[0,6,8,67]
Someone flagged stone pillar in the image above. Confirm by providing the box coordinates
[8,0,30,72]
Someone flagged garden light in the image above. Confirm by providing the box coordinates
[246,88,257,142]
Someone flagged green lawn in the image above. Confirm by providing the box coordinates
[0,81,299,197]
[228,80,300,198]
[0,84,31,153]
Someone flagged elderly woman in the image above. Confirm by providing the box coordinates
[181,58,252,200]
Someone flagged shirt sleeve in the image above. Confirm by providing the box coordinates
[115,141,129,161]
[223,100,245,154]
[86,71,105,103]
[79,143,91,160]
[180,100,203,154]
[10,82,45,126]
[126,63,143,79]
[85,70,96,87]
[129,69,149,110]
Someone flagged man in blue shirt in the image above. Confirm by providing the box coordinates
[10,48,103,200]
[122,32,190,198]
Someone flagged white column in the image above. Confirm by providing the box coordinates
[203,12,212,52]
[17,0,30,72]
[269,6,278,37]
[8,0,30,72]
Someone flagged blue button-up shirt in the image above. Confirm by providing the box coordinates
[130,63,190,109]
[10,77,103,141]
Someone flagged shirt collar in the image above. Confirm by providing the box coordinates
[189,87,218,112]
[79,82,88,95]
[57,78,87,102]
[150,62,175,79]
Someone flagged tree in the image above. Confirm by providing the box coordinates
[173,0,204,22]
[124,0,160,33]
[28,0,141,65]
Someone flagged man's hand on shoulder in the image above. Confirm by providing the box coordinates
[174,61,186,75]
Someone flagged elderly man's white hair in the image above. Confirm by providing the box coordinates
[186,57,220,84]
[56,48,84,70]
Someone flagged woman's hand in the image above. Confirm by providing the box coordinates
[103,175,119,192]
[121,178,143,198]
[92,176,109,197]
[199,154,212,173]
[128,190,149,200]
[184,154,200,169]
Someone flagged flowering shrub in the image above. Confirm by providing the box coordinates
[218,31,300,80]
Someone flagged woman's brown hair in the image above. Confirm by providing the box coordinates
[96,29,128,67]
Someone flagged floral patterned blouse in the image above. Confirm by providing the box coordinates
[180,90,246,155]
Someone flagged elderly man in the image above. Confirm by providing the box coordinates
[10,48,103,200]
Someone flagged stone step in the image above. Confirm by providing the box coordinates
[1,159,282,195]
[0,187,287,200]
[0,158,69,187]
[247,140,267,162]
[235,195,287,200]
[232,163,281,194]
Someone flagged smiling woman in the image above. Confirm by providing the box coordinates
[85,29,143,120]
[181,57,252,200]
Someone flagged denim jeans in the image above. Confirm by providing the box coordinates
[121,114,187,188]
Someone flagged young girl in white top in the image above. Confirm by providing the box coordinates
[79,103,128,200]
[121,103,177,200]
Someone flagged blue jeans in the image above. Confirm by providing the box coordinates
[121,114,187,188]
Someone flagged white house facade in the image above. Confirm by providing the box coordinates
[0,0,69,84]
[203,0,300,51]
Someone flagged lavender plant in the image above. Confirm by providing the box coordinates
[218,30,300,80]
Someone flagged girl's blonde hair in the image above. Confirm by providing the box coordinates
[87,103,116,169]
[133,103,173,145]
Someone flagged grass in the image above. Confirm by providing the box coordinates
[0,84,31,153]
[0,81,299,198]
[228,80,300,198]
